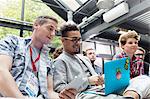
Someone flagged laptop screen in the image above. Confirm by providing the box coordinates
[104,57,130,95]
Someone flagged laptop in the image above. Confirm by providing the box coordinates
[98,57,130,95]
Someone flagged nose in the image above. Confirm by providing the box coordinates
[77,38,82,43]
[77,40,81,43]
[132,44,138,50]
[50,30,56,36]
[133,43,138,47]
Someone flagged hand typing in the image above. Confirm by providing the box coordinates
[59,88,77,99]
[88,75,104,86]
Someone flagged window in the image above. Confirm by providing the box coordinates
[96,43,111,55]
[59,0,88,11]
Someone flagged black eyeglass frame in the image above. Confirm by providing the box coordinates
[135,53,145,56]
[63,37,82,43]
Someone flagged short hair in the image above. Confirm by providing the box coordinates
[85,48,94,53]
[60,22,79,37]
[85,48,95,56]
[118,30,140,46]
[34,15,58,26]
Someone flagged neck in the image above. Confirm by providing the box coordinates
[31,37,43,49]
[124,51,133,59]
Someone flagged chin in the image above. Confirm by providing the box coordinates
[45,40,51,44]
[74,49,80,54]
[74,52,80,54]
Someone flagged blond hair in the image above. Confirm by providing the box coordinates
[118,30,140,47]
[32,16,58,31]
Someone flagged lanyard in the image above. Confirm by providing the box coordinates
[30,46,41,72]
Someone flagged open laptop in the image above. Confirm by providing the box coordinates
[66,57,130,95]
[99,57,130,95]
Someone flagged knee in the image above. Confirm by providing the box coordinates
[123,90,140,99]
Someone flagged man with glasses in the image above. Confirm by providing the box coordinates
[53,22,104,99]
[53,23,150,99]
[135,47,145,60]
[135,47,149,75]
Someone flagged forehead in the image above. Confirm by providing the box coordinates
[44,19,58,28]
[126,38,137,42]
[66,30,81,37]
[87,49,95,53]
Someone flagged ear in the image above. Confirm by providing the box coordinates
[61,37,64,43]
[33,23,39,30]
[121,45,124,49]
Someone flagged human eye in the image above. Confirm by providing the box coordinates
[128,42,133,44]
[48,27,52,31]
[47,25,55,31]
[72,38,77,41]
[49,26,54,30]
[135,41,138,44]
[77,38,81,41]
[89,52,92,55]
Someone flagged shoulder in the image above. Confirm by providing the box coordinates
[53,52,76,67]
[53,54,66,66]
[56,52,73,61]
[1,35,18,42]
[0,35,21,51]
[6,34,24,40]
[0,35,27,45]
[0,35,30,56]
[77,54,88,59]
[77,54,91,63]
[113,52,125,60]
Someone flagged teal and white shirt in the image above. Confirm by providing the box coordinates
[0,35,54,98]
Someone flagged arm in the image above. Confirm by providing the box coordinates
[53,59,103,92]
[47,75,59,99]
[53,59,71,92]
[47,74,77,99]
[0,55,24,97]
[53,59,85,92]
[88,75,104,86]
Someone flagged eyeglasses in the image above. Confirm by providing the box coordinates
[63,37,82,43]
[135,53,144,56]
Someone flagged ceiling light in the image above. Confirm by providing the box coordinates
[97,0,114,9]
[103,2,129,23]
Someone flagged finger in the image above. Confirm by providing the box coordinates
[59,95,65,99]
[59,93,65,99]
[59,92,70,99]
[65,89,76,98]
[67,88,77,95]
[97,78,104,86]
[60,89,76,99]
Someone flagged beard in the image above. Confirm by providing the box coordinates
[74,48,80,54]
[91,60,95,63]
[74,51,80,54]
[72,44,80,54]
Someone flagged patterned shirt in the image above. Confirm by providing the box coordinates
[0,35,54,98]
[114,52,144,79]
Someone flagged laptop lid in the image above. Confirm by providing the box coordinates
[104,57,130,95]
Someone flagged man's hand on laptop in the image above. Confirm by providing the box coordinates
[88,75,104,86]
[98,75,104,86]
[59,88,77,99]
